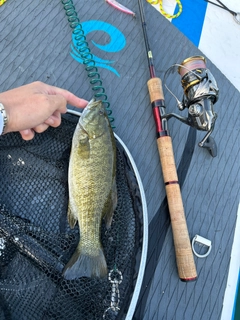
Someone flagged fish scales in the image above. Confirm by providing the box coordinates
[70,127,114,251]
[63,99,117,280]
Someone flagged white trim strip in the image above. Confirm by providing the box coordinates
[221,203,240,320]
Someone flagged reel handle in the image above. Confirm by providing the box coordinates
[147,77,197,281]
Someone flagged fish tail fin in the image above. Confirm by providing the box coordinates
[63,245,108,280]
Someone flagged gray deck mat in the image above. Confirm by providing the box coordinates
[1,1,239,319]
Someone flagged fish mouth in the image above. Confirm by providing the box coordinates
[78,98,106,138]
[87,98,103,110]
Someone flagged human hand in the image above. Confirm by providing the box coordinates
[0,81,88,140]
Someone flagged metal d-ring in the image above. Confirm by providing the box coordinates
[192,234,212,258]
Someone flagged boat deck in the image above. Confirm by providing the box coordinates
[0,1,239,319]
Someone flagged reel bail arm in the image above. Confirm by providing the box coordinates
[163,56,219,157]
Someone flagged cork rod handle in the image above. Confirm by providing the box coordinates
[148,77,197,281]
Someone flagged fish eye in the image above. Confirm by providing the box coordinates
[99,110,104,116]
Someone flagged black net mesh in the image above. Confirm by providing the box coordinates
[0,113,143,320]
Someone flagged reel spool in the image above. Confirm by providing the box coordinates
[163,56,219,157]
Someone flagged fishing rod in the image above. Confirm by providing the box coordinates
[138,0,197,281]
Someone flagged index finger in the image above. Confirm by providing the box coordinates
[45,85,88,108]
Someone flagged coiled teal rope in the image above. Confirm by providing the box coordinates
[61,0,114,126]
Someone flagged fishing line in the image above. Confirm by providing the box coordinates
[61,0,114,126]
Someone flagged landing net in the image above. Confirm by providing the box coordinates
[0,112,144,320]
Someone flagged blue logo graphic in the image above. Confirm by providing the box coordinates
[71,20,126,77]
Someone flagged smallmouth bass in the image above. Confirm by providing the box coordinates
[63,99,117,280]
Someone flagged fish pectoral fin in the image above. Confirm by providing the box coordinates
[67,206,77,229]
[78,137,91,159]
[104,178,118,229]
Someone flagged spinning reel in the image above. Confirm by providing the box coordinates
[163,56,219,157]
